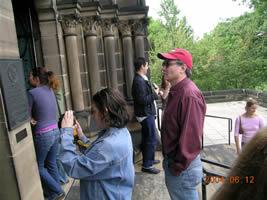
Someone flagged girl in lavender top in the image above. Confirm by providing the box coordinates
[234,98,265,155]
[28,67,64,200]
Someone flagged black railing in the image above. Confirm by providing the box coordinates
[201,158,231,200]
[201,158,232,169]
[157,107,233,147]
[203,115,232,148]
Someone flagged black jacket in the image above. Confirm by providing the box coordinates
[132,73,158,117]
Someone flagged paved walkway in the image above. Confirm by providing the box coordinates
[65,101,267,200]
[204,101,267,146]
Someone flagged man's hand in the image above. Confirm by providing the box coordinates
[152,83,160,95]
[158,90,164,97]
[61,110,74,128]
[30,118,37,126]
[154,87,160,95]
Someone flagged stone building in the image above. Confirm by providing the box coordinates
[0,0,149,199]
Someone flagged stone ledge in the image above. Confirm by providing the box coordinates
[202,89,267,106]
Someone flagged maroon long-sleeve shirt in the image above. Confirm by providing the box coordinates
[161,78,206,176]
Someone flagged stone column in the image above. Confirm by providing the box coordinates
[82,17,101,96]
[133,20,145,58]
[61,15,84,111]
[101,19,118,89]
[118,21,134,99]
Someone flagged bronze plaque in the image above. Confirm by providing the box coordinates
[0,59,30,130]
[16,128,28,143]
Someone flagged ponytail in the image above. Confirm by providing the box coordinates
[47,71,60,91]
[32,67,60,91]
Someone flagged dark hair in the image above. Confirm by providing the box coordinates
[31,67,60,90]
[173,59,192,78]
[246,98,257,108]
[92,88,129,128]
[185,68,192,78]
[134,57,146,72]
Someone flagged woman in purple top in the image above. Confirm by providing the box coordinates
[234,98,265,155]
[28,67,64,200]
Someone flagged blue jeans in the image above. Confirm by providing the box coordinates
[140,115,157,168]
[34,129,63,200]
[56,143,68,184]
[163,155,203,200]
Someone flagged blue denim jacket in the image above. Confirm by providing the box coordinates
[59,127,135,200]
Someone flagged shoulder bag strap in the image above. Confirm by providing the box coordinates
[239,115,244,134]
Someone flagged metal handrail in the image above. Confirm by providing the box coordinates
[157,107,233,147]
[201,158,231,200]
[203,115,232,147]
[201,158,231,169]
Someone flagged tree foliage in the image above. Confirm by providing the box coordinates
[148,0,194,84]
[192,11,267,90]
[148,0,267,91]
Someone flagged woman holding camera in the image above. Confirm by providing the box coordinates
[59,88,135,200]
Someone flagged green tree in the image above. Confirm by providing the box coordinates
[235,0,267,15]
[148,0,194,84]
[148,0,266,91]
[193,10,267,90]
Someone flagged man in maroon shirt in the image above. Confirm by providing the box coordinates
[158,48,206,200]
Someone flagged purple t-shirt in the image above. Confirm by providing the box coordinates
[234,115,265,143]
[28,85,58,134]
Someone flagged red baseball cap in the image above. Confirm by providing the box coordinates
[157,48,193,69]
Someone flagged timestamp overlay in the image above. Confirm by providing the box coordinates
[204,175,255,184]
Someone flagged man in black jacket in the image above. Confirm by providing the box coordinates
[132,57,161,174]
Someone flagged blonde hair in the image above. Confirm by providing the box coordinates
[47,71,60,91]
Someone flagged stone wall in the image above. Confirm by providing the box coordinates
[203,89,267,107]
[35,1,148,112]
[0,0,43,199]
[0,0,149,199]
[203,89,246,103]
